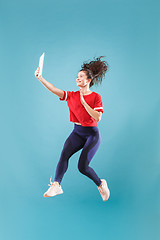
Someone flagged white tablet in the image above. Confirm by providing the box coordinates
[38,53,45,77]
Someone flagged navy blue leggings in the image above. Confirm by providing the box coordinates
[54,124,102,186]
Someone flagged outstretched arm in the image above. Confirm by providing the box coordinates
[34,67,64,99]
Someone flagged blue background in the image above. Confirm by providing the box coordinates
[1,0,159,239]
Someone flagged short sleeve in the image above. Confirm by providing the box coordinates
[59,91,71,101]
[94,93,104,113]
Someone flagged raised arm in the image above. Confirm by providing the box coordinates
[34,67,64,99]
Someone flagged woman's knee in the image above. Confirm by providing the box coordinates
[78,162,88,174]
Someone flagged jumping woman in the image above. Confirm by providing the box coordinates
[34,56,110,201]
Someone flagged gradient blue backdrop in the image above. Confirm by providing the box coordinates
[1,0,159,239]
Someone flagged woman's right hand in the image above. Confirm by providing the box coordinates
[35,67,43,81]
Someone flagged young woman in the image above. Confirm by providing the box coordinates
[35,56,110,201]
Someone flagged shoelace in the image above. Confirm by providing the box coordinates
[98,183,104,194]
[48,176,60,187]
[48,176,54,187]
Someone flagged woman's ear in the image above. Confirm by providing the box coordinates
[87,78,91,84]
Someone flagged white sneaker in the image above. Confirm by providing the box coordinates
[97,179,110,201]
[43,176,63,197]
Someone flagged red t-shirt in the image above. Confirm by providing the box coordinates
[59,90,103,127]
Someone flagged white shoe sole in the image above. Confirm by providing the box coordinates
[102,188,110,201]
[98,179,110,201]
[43,187,63,198]
[102,179,110,201]
[43,191,63,198]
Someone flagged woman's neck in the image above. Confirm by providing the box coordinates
[79,88,92,95]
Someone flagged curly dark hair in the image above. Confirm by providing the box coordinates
[79,56,109,88]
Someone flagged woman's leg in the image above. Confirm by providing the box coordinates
[54,131,85,184]
[77,132,102,186]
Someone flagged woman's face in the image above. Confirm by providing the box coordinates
[76,71,91,87]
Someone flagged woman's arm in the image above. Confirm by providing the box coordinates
[79,90,102,122]
[38,76,64,98]
[35,67,64,99]
[83,101,102,122]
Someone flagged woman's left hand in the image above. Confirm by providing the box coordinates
[80,89,86,105]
